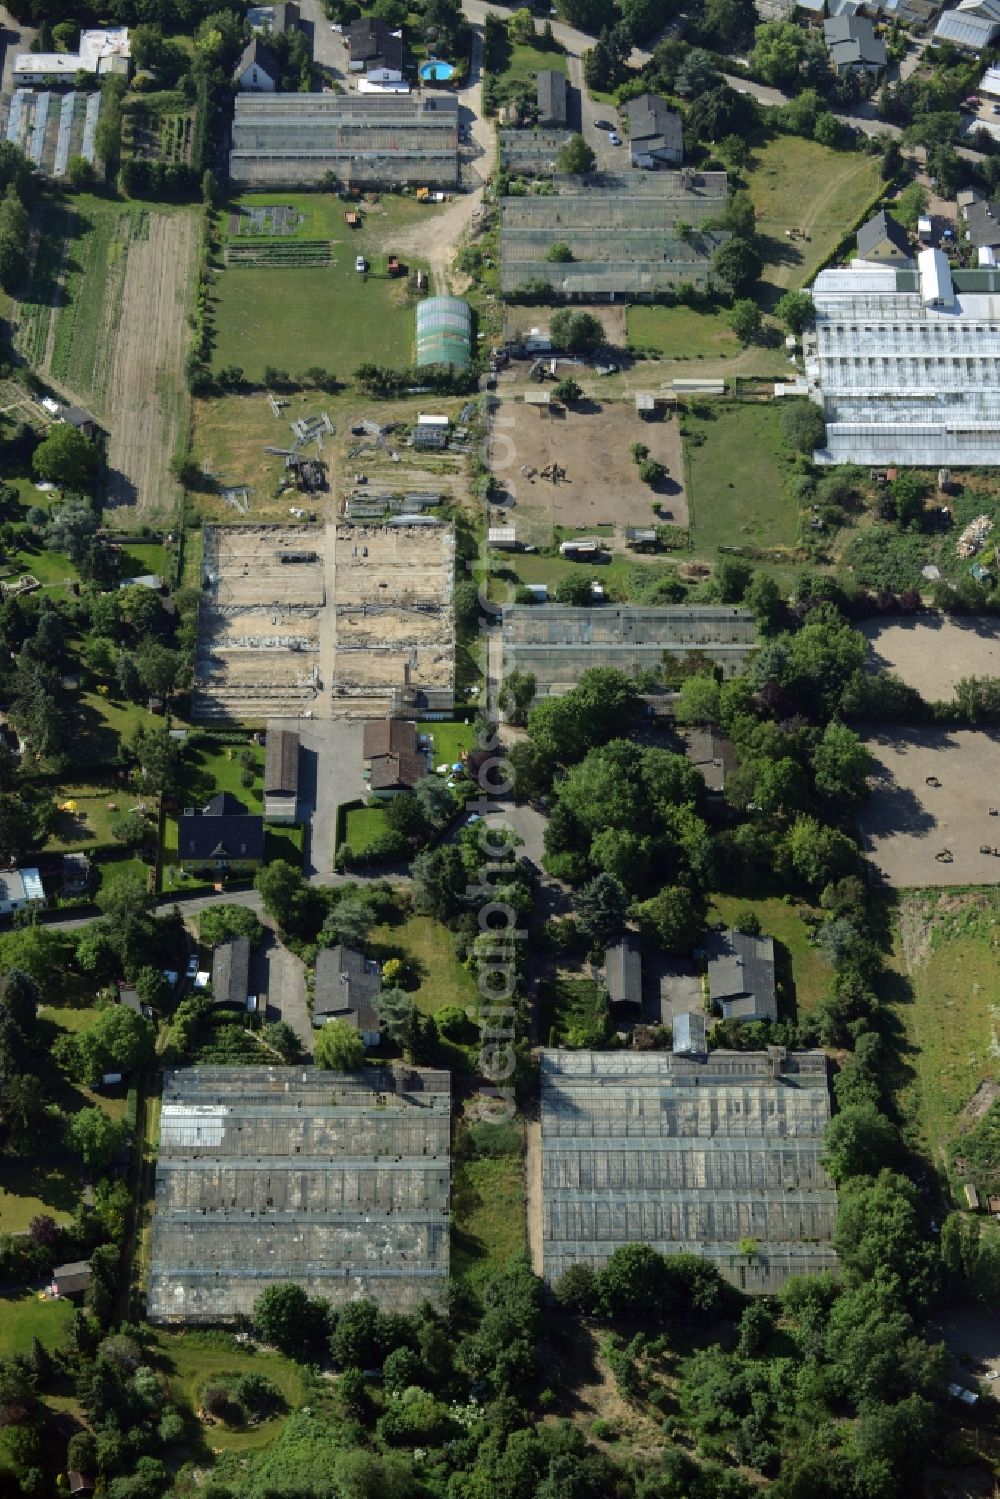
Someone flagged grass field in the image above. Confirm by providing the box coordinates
[0,1293,76,1360]
[627,304,743,360]
[341,802,388,856]
[0,1158,80,1233]
[75,692,165,767]
[539,977,610,1046]
[452,1149,526,1290]
[892,889,1000,1180]
[418,720,477,767]
[180,738,264,811]
[708,895,832,1018]
[370,913,479,1015]
[2,535,78,585]
[152,1329,307,1454]
[503,41,567,83]
[211,194,433,382]
[683,402,801,558]
[749,136,882,301]
[43,785,135,851]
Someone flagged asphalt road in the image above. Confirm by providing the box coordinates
[266,717,366,878]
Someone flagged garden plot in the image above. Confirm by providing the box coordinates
[104,210,199,520]
[488,398,686,547]
[860,726,1000,887]
[862,617,1000,702]
[193,522,455,723]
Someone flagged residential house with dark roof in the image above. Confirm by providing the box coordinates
[264,725,300,823]
[707,929,778,1024]
[962,197,1000,250]
[362,718,427,796]
[53,1261,92,1298]
[234,36,281,91]
[625,93,683,168]
[212,937,252,1011]
[348,17,404,76]
[824,15,886,73]
[856,208,912,263]
[62,851,92,894]
[684,726,737,799]
[605,933,642,1009]
[313,944,382,1045]
[537,69,568,127]
[60,405,98,439]
[177,792,265,875]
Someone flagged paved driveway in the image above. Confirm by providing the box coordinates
[269,717,366,877]
[295,0,350,84]
[0,6,36,95]
[253,925,313,1057]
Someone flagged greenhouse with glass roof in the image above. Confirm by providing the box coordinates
[415,296,472,369]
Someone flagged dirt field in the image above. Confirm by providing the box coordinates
[105,212,198,521]
[489,396,686,547]
[193,522,454,722]
[190,389,475,525]
[863,616,1000,701]
[503,305,626,350]
[860,726,1000,887]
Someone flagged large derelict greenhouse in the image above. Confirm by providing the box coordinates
[415,296,472,369]
[808,250,1000,466]
[229,93,459,188]
[501,605,758,695]
[500,172,729,300]
[539,1049,839,1296]
[147,1066,451,1322]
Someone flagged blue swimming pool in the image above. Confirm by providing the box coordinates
[419,58,454,81]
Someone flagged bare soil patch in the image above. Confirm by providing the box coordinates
[862,616,1000,701]
[105,211,198,522]
[193,521,454,722]
[490,397,686,547]
[860,726,1000,887]
[503,305,626,349]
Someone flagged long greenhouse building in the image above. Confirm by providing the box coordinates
[147,1065,451,1322]
[229,93,459,188]
[540,1049,839,1296]
[807,249,1000,466]
[501,604,758,695]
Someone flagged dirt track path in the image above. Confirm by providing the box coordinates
[390,29,491,292]
[105,211,198,521]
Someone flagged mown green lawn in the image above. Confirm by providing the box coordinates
[212,194,433,382]
[180,738,264,811]
[708,895,832,1019]
[120,541,171,580]
[419,719,477,768]
[627,304,743,360]
[0,1293,76,1359]
[683,402,800,558]
[370,913,479,1015]
[75,692,165,767]
[340,802,388,856]
[503,41,567,83]
[43,784,143,852]
[151,1329,307,1454]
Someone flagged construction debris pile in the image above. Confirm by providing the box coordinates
[957,515,993,558]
